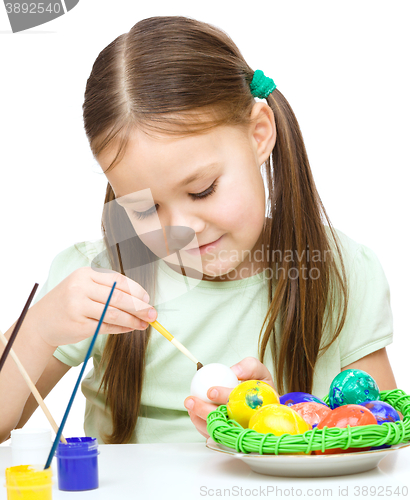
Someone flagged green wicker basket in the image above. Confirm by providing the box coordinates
[206,389,410,455]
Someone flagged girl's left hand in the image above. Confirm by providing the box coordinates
[184,357,276,439]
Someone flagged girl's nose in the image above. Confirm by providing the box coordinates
[166,225,196,253]
[165,210,206,236]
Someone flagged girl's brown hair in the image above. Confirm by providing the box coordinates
[82,15,349,444]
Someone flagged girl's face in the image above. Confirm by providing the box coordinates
[99,103,276,281]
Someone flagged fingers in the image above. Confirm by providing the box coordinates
[230,357,277,390]
[84,318,145,336]
[88,267,152,305]
[188,412,210,439]
[184,390,228,421]
[84,303,150,333]
[206,386,233,406]
[184,396,215,439]
[184,397,214,421]
[86,272,157,325]
[185,359,278,440]
[184,386,236,439]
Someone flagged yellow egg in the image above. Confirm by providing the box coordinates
[249,404,312,455]
[226,380,280,428]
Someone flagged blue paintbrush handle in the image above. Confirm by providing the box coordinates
[44,281,117,470]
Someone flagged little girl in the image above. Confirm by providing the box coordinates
[0,16,397,445]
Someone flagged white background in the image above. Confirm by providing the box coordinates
[0,1,409,442]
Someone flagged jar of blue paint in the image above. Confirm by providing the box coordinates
[56,437,99,491]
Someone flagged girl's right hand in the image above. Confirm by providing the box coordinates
[31,267,157,348]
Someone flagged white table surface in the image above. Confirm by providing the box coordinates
[1,442,410,499]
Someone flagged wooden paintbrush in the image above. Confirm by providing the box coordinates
[149,320,203,370]
[0,330,67,443]
[0,283,66,443]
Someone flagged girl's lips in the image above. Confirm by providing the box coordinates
[185,235,223,255]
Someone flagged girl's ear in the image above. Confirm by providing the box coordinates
[249,102,277,167]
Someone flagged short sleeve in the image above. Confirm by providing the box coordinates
[32,240,110,367]
[339,243,394,367]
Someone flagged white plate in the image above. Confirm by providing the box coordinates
[206,437,410,477]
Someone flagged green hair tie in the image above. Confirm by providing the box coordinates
[249,69,276,99]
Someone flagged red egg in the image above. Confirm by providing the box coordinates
[291,402,332,428]
[314,404,378,455]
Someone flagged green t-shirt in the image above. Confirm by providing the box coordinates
[32,227,393,444]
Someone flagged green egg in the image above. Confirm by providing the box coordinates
[329,369,380,409]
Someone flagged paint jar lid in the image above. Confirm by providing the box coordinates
[56,437,98,457]
[11,428,52,449]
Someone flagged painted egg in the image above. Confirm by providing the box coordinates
[280,392,327,407]
[249,403,311,434]
[226,380,280,428]
[291,402,332,428]
[190,363,239,403]
[361,400,400,451]
[361,400,400,424]
[328,369,380,409]
[249,404,312,454]
[314,404,378,455]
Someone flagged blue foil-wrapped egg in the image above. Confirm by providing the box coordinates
[361,400,401,450]
[279,392,328,407]
[329,369,380,409]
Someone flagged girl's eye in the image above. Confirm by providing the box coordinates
[132,205,159,220]
[131,180,218,220]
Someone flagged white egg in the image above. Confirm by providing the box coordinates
[190,363,239,403]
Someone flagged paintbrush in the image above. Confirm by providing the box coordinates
[157,228,202,369]
[149,320,203,370]
[44,281,117,470]
[0,284,39,374]
[0,283,66,443]
[0,330,67,444]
